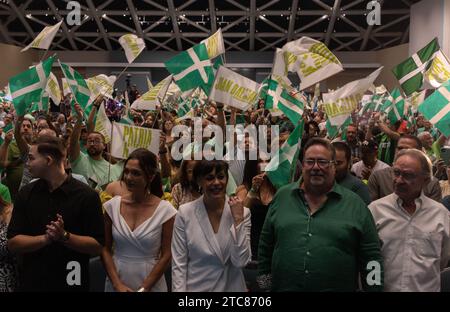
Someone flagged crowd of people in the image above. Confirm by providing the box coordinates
[0,80,449,292]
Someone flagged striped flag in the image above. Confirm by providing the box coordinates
[9,56,55,116]
[392,37,439,96]
[418,80,450,136]
[265,77,304,124]
[165,43,214,92]
[265,120,304,189]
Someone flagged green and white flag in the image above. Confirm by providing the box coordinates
[275,37,343,90]
[384,88,406,124]
[119,91,134,125]
[424,49,450,88]
[209,66,260,111]
[131,75,172,110]
[392,37,439,96]
[9,56,55,116]
[418,80,450,137]
[165,43,214,92]
[265,78,304,124]
[59,61,91,111]
[45,72,61,106]
[323,67,383,127]
[111,122,160,159]
[119,34,146,63]
[265,120,304,189]
[28,91,49,113]
[94,102,112,143]
[201,28,225,59]
[21,21,63,52]
[326,116,351,139]
[358,94,374,116]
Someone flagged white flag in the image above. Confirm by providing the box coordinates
[201,28,226,59]
[111,122,160,159]
[146,76,153,91]
[281,37,343,90]
[119,34,146,63]
[45,72,61,106]
[424,50,450,88]
[21,21,63,52]
[86,74,116,100]
[61,78,71,96]
[131,75,172,110]
[94,103,112,143]
[209,66,260,111]
[323,67,383,126]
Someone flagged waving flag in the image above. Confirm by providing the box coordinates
[9,56,55,116]
[418,80,450,136]
[59,61,91,112]
[265,78,304,124]
[119,34,146,63]
[21,21,63,52]
[131,75,172,110]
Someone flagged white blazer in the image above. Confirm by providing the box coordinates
[171,196,251,292]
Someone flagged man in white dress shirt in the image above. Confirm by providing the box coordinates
[369,149,450,291]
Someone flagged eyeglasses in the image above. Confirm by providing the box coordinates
[303,158,334,169]
[392,168,422,181]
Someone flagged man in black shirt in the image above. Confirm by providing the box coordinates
[8,135,104,292]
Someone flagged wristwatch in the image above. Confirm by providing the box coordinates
[61,230,71,242]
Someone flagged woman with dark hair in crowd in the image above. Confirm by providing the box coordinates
[102,148,176,292]
[172,160,251,291]
[235,159,276,260]
[170,159,201,209]
[0,195,17,292]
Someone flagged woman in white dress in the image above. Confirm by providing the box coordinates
[102,149,177,292]
[172,160,251,292]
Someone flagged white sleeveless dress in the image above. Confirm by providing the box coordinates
[104,196,177,292]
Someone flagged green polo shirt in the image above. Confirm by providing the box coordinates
[258,181,383,292]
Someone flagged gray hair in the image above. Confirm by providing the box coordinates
[394,148,432,179]
[417,131,431,140]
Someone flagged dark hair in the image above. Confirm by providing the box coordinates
[302,137,336,161]
[193,160,229,184]
[88,131,106,144]
[121,148,164,198]
[398,134,423,150]
[33,135,66,163]
[178,159,198,191]
[242,160,259,191]
[305,120,319,136]
[332,141,351,163]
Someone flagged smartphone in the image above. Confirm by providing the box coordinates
[441,147,450,166]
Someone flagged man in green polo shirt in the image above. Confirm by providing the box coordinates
[68,103,122,190]
[258,137,383,291]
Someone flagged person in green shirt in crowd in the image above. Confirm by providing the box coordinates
[258,137,383,292]
[68,103,122,191]
[0,182,11,204]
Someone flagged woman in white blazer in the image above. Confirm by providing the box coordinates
[171,160,251,292]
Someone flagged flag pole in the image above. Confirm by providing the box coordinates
[107,120,114,184]
[151,76,172,129]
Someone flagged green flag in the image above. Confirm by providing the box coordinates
[265,120,304,189]
[9,56,55,116]
[265,78,304,124]
[418,80,450,137]
[392,37,439,96]
[383,88,405,124]
[28,91,49,113]
[59,61,92,114]
[165,43,214,92]
[326,116,351,139]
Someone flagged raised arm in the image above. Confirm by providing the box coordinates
[68,103,83,162]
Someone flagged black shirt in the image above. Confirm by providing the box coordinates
[7,175,105,292]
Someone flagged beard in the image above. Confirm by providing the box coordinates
[87,148,103,157]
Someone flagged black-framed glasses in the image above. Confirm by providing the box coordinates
[392,168,421,181]
[303,158,335,169]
